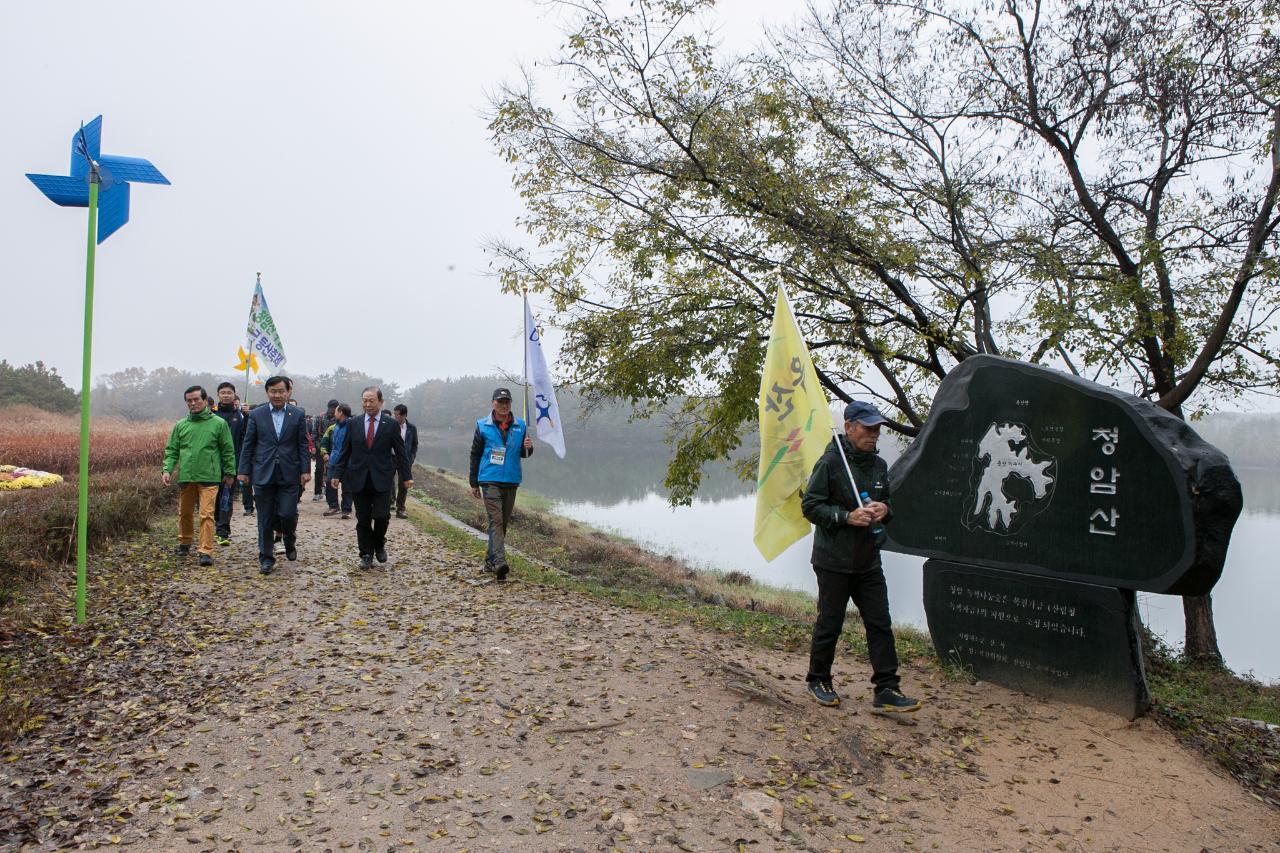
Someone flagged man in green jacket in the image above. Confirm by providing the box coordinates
[163,385,237,566]
[800,400,922,714]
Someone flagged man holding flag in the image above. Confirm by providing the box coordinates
[753,284,921,713]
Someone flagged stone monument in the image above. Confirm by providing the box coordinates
[885,355,1243,718]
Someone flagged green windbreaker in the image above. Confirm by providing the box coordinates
[162,407,236,484]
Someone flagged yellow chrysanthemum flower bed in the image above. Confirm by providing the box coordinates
[0,464,65,491]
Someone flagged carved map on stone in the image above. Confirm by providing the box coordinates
[884,355,1242,596]
[964,422,1057,536]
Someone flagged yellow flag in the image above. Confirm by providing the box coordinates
[753,285,833,561]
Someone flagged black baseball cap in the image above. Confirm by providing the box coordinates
[492,387,513,401]
[843,400,888,426]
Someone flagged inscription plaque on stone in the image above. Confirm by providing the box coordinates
[886,355,1242,595]
[923,560,1151,719]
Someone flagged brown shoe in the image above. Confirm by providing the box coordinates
[323,508,341,517]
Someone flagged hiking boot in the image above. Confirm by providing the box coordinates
[175,544,191,557]
[215,535,232,547]
[807,680,840,707]
[198,554,214,567]
[359,554,373,570]
[872,688,922,713]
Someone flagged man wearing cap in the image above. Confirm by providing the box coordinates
[800,400,922,713]
[468,388,535,581]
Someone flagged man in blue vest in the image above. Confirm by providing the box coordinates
[469,387,534,581]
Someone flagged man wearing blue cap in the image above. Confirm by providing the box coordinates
[800,400,922,713]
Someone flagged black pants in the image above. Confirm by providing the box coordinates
[242,479,255,511]
[807,563,900,692]
[313,452,326,495]
[215,480,237,538]
[395,470,411,511]
[352,483,392,556]
[253,476,300,563]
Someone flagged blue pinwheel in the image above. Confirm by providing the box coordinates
[25,115,170,624]
[26,115,169,243]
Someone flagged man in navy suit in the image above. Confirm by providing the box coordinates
[237,375,312,574]
[329,386,412,570]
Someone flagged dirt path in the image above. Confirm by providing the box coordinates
[5,496,1278,851]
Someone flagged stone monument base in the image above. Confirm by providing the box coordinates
[923,560,1151,719]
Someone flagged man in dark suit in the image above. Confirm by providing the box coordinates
[392,404,419,519]
[237,375,312,575]
[329,386,412,569]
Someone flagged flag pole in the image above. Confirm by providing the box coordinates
[74,168,100,624]
[778,278,864,510]
[522,289,530,426]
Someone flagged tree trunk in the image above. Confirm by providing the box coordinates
[1182,593,1224,665]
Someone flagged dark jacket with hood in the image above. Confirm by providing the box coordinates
[800,434,892,573]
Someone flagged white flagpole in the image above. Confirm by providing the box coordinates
[777,280,864,510]
[522,291,530,426]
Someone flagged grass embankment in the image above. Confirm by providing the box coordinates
[411,465,1279,807]
[410,464,936,667]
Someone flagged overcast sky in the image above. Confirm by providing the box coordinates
[0,0,801,392]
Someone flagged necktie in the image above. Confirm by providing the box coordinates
[366,415,375,449]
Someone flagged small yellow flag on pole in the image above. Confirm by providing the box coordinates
[753,284,833,561]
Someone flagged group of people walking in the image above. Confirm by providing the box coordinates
[161,379,533,582]
[163,379,920,713]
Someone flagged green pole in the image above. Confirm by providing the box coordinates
[76,173,99,624]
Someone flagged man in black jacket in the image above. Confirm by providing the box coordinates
[392,404,418,518]
[329,386,413,569]
[800,400,921,714]
[212,382,246,545]
[311,399,338,501]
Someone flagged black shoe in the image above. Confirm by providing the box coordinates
[259,560,275,575]
[375,547,387,564]
[323,507,341,517]
[495,563,510,582]
[243,508,254,516]
[807,680,840,707]
[340,513,351,520]
[311,494,324,502]
[872,688,922,713]
[175,544,191,557]
[395,510,408,519]
[198,554,213,567]
[359,554,373,570]
[285,544,298,561]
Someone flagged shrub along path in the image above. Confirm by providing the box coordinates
[1,497,1276,851]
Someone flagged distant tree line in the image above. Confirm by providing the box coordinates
[0,361,79,414]
[82,366,671,452]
